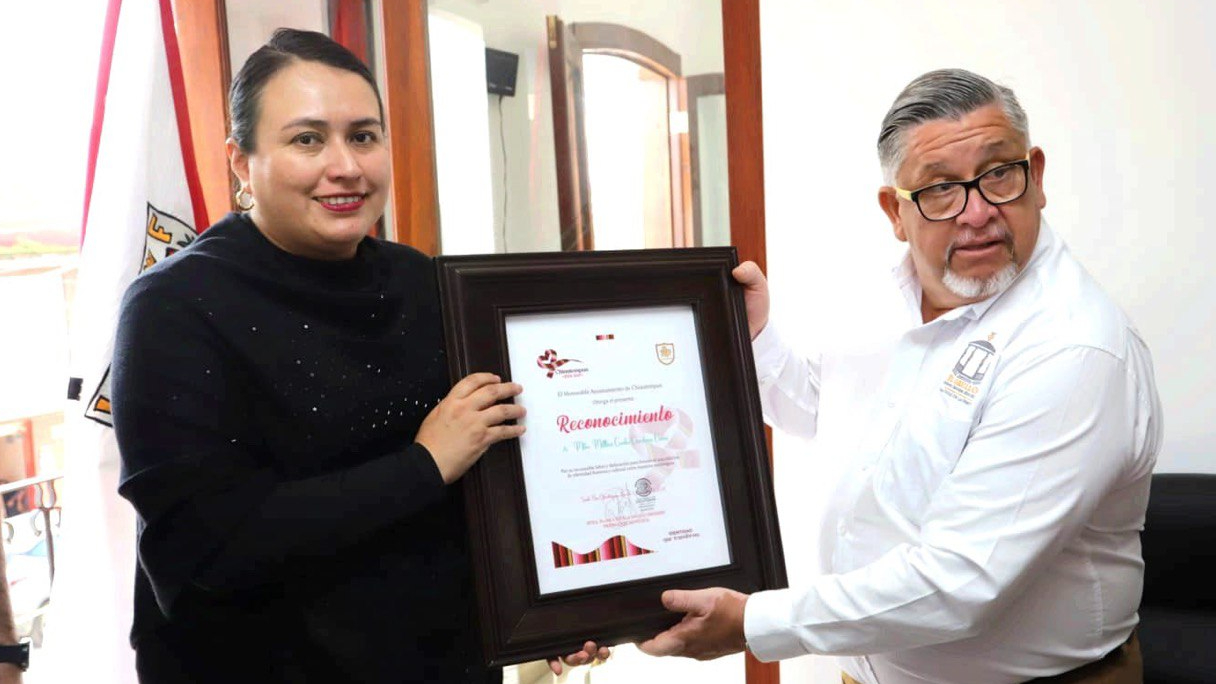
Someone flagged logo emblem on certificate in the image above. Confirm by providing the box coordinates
[536,349,586,379]
[655,343,675,365]
[634,477,657,513]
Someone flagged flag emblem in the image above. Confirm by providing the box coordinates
[142,203,197,272]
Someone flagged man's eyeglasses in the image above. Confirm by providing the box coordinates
[894,155,1031,222]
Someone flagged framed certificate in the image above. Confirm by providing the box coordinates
[436,248,786,666]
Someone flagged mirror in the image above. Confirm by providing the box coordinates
[427,0,729,255]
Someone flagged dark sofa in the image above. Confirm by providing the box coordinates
[1139,473,1216,684]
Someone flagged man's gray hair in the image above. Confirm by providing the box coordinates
[877,69,1030,185]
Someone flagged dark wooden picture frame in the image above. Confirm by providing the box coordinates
[436,247,786,667]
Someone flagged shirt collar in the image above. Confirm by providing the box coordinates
[891,218,1056,325]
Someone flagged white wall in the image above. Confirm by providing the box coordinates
[0,0,101,239]
[759,1,1215,680]
[428,0,725,253]
[697,94,731,248]
[429,10,498,255]
[0,269,71,422]
[760,0,1215,471]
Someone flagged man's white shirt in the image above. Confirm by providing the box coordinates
[742,221,1162,684]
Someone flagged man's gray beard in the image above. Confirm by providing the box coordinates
[942,260,1019,300]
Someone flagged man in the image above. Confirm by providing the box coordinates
[639,69,1161,684]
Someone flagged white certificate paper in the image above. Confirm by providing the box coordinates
[505,305,731,595]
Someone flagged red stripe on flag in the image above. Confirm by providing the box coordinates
[159,0,210,233]
[80,0,123,244]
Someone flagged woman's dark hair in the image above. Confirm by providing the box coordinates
[228,28,383,152]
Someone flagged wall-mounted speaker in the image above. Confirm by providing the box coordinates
[485,47,519,97]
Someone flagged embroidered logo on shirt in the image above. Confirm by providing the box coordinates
[941,338,997,404]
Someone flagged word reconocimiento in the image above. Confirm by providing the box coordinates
[556,405,674,434]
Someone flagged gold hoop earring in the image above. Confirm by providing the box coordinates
[235,187,255,211]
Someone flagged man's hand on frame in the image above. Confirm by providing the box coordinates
[638,587,748,660]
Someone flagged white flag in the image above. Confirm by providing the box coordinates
[48,0,208,679]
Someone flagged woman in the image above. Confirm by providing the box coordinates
[113,29,602,682]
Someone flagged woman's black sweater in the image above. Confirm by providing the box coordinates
[113,212,495,683]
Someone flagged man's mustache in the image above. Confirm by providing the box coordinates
[946,227,1014,262]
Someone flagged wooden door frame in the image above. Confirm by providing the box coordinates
[549,19,693,251]
[172,0,231,226]
[722,0,766,273]
[379,0,440,252]
[546,16,593,250]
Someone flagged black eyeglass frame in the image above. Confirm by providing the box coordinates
[894,156,1032,222]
